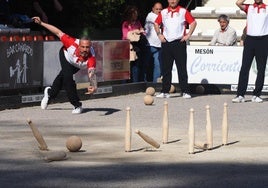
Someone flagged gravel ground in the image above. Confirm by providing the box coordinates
[0,92,267,188]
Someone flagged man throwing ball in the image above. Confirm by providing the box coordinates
[32,16,97,114]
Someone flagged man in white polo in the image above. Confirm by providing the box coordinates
[154,0,197,98]
[232,0,268,103]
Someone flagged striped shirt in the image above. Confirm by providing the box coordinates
[60,34,96,69]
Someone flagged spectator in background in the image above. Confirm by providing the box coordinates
[232,0,268,103]
[144,2,163,83]
[34,0,63,25]
[122,5,149,82]
[209,14,237,46]
[7,0,63,30]
[6,0,37,28]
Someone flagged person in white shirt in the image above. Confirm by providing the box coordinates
[154,0,197,99]
[232,0,268,103]
[144,2,163,83]
[209,14,237,46]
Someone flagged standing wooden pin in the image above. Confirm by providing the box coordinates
[125,107,132,152]
[188,108,195,154]
[222,102,229,145]
[162,101,169,144]
[206,105,213,149]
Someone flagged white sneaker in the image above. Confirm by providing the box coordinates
[156,93,170,98]
[41,87,51,109]
[232,96,245,103]
[72,106,83,114]
[251,96,263,103]
[182,93,191,99]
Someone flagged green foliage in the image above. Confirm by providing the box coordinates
[70,0,125,29]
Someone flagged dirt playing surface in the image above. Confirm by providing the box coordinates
[0,93,267,187]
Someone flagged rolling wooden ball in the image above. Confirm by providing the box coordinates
[66,136,82,152]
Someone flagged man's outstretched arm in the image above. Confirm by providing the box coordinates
[32,16,63,38]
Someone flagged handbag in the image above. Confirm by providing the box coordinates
[129,44,138,61]
[127,29,141,42]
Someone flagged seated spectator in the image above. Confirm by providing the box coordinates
[8,0,36,27]
[7,0,62,30]
[209,14,237,46]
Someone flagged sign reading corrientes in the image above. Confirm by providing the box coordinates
[172,46,268,91]
[0,42,43,90]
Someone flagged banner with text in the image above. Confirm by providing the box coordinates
[172,46,268,91]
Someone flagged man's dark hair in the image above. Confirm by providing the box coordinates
[80,36,91,41]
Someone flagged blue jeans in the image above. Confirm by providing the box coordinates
[150,46,162,83]
[130,60,139,82]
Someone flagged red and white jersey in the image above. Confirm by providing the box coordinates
[155,6,195,42]
[244,3,268,36]
[60,33,96,69]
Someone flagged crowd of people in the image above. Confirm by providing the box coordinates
[0,0,267,113]
[121,0,267,104]
[120,1,248,87]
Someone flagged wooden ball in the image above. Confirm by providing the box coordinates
[144,95,154,105]
[66,136,82,152]
[196,85,205,94]
[145,87,155,96]
[169,84,176,93]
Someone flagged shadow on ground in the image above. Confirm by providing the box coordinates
[0,159,266,188]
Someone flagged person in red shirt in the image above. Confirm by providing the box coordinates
[232,0,268,103]
[154,0,197,99]
[32,16,96,114]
